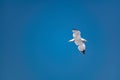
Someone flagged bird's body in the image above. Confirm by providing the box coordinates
[69,29,87,54]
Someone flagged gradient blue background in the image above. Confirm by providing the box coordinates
[1,0,120,80]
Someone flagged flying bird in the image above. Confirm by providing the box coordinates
[69,29,87,54]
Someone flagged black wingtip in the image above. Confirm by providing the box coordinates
[81,50,85,54]
[72,28,78,31]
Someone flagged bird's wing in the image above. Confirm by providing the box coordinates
[78,42,86,52]
[72,29,81,39]
[68,38,74,42]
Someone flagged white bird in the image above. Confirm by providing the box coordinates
[69,29,87,54]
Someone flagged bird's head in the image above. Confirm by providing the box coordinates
[72,28,79,33]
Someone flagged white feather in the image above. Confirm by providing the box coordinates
[69,29,87,54]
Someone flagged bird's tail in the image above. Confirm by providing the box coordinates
[81,50,85,54]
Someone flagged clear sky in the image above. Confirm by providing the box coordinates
[1,0,120,80]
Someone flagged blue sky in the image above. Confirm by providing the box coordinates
[1,0,120,80]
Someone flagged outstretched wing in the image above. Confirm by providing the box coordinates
[72,29,81,39]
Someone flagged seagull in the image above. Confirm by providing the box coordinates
[69,29,87,54]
